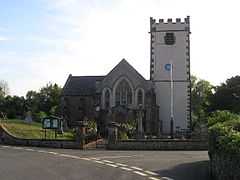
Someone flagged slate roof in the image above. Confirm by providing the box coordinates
[62,75,105,96]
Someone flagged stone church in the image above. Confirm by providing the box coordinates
[61,17,191,136]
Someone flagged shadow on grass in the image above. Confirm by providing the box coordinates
[156,160,210,180]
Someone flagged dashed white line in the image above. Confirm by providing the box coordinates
[131,166,143,171]
[133,171,148,176]
[1,145,10,148]
[102,160,114,163]
[161,177,175,180]
[144,170,159,176]
[36,150,49,153]
[58,154,79,159]
[119,167,133,171]
[25,148,35,152]
[47,151,59,155]
[1,145,174,180]
[105,163,118,168]
[149,177,161,180]
[116,163,128,167]
[94,160,105,164]
[12,146,24,150]
[81,157,91,161]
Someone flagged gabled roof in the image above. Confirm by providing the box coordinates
[103,58,146,81]
[62,75,104,96]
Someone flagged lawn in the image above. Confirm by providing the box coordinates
[0,119,75,140]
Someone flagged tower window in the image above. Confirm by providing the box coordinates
[164,32,175,45]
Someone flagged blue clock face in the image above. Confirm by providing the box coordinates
[164,64,171,71]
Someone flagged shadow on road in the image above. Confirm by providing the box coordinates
[156,160,210,180]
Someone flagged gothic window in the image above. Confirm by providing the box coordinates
[115,79,132,106]
[104,90,110,109]
[137,90,143,105]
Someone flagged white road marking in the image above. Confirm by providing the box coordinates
[102,160,114,163]
[116,163,128,167]
[81,157,91,161]
[47,151,59,155]
[58,154,80,159]
[36,150,49,153]
[161,177,175,180]
[131,166,143,171]
[2,145,173,180]
[25,148,35,152]
[133,171,148,176]
[105,163,118,168]
[149,177,161,180]
[94,160,105,164]
[12,146,24,150]
[93,155,138,159]
[145,170,159,176]
[119,167,133,171]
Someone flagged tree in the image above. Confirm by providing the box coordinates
[25,83,62,118]
[0,80,9,97]
[191,75,214,128]
[210,75,240,114]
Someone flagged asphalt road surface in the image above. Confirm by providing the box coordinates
[0,145,210,180]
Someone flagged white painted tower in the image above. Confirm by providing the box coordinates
[150,17,191,134]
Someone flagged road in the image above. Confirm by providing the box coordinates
[0,145,210,180]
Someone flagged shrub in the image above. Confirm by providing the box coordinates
[208,111,240,180]
[208,110,240,127]
[34,111,47,122]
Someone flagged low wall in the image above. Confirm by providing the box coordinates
[0,124,81,149]
[107,139,208,150]
[209,152,240,180]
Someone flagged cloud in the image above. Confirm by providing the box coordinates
[0,36,9,41]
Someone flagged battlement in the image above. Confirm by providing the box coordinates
[150,16,190,25]
[150,16,190,32]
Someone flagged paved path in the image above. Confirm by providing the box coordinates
[0,145,210,180]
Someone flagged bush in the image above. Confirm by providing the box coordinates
[208,111,240,180]
[118,131,128,140]
[208,110,240,127]
[34,111,47,122]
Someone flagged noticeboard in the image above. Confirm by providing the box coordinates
[42,116,62,129]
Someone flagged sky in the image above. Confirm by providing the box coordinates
[0,0,240,96]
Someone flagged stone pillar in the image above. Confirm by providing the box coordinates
[75,121,87,149]
[137,106,144,139]
[108,122,119,144]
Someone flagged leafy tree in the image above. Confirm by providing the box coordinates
[1,95,25,118]
[38,83,62,115]
[25,83,62,118]
[210,75,240,114]
[191,75,214,128]
[0,80,9,97]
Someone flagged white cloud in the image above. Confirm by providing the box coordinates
[0,36,9,41]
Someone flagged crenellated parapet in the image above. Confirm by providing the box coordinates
[150,16,190,32]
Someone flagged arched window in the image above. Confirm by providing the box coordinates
[137,90,143,105]
[115,79,132,106]
[104,90,110,109]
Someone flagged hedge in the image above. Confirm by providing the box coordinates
[208,111,240,180]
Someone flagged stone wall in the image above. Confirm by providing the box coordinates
[107,139,208,150]
[209,152,240,180]
[0,125,82,149]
